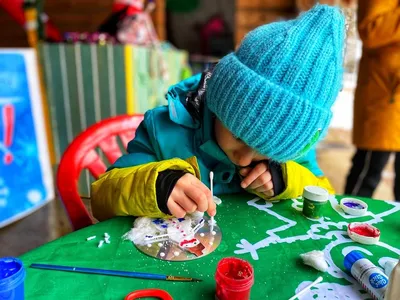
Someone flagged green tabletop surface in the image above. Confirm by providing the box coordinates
[20,194,400,299]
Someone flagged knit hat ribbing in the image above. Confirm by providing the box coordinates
[207,4,345,162]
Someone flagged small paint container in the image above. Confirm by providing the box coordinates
[215,257,254,300]
[302,186,329,219]
[0,257,26,300]
[340,198,368,216]
[347,222,380,245]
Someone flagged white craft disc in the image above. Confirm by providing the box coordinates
[135,216,222,262]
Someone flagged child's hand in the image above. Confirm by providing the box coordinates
[167,173,216,218]
[240,162,274,197]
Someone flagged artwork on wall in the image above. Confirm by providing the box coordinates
[0,48,54,227]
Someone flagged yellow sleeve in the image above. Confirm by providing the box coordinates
[251,161,334,201]
[90,157,200,221]
[358,1,400,49]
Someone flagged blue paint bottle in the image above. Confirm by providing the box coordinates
[0,257,26,300]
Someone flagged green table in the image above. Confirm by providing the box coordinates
[21,194,400,299]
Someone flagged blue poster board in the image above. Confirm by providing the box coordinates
[0,49,54,227]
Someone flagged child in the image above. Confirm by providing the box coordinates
[91,5,345,221]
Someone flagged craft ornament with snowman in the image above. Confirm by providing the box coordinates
[123,172,221,261]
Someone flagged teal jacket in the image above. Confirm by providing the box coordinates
[111,74,324,194]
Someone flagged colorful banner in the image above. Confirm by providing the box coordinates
[0,49,54,228]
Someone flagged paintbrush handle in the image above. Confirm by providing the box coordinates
[31,263,166,280]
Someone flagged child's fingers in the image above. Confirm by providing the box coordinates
[167,200,187,218]
[207,196,217,217]
[256,187,275,197]
[239,167,251,177]
[176,193,198,214]
[191,178,214,208]
[190,178,216,216]
[255,183,274,194]
[241,162,268,188]
[184,184,208,212]
[248,172,272,190]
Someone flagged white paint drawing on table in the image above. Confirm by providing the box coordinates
[234,195,400,299]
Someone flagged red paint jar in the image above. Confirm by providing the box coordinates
[215,257,254,300]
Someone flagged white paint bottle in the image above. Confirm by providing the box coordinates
[344,251,389,300]
[385,258,400,300]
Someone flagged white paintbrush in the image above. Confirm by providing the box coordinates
[210,171,215,232]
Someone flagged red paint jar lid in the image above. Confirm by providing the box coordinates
[347,222,380,245]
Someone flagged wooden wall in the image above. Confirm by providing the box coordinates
[235,0,338,45]
[235,0,297,45]
[0,9,28,47]
[0,0,166,48]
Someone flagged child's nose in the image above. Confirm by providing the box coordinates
[235,153,253,167]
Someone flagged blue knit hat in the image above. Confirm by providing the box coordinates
[207,5,345,162]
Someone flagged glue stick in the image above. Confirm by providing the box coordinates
[344,251,389,300]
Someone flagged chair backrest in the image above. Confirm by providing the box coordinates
[56,114,144,230]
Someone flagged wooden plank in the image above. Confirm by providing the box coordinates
[39,44,62,161]
[236,0,295,10]
[64,44,83,137]
[47,44,70,158]
[113,45,127,116]
[235,28,249,45]
[97,45,112,121]
[0,10,28,47]
[151,0,166,40]
[80,44,97,128]
[133,46,150,113]
[236,11,295,28]
[235,9,296,46]
[45,0,112,10]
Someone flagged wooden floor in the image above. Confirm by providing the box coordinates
[0,129,395,257]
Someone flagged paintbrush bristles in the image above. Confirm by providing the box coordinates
[166,275,202,282]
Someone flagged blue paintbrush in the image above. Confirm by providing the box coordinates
[30,263,201,282]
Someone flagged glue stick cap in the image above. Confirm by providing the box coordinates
[344,251,364,272]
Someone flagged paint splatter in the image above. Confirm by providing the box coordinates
[160,252,165,257]
[212,231,216,236]
[174,251,180,256]
[200,233,205,237]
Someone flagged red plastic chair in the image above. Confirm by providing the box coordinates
[56,114,144,230]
